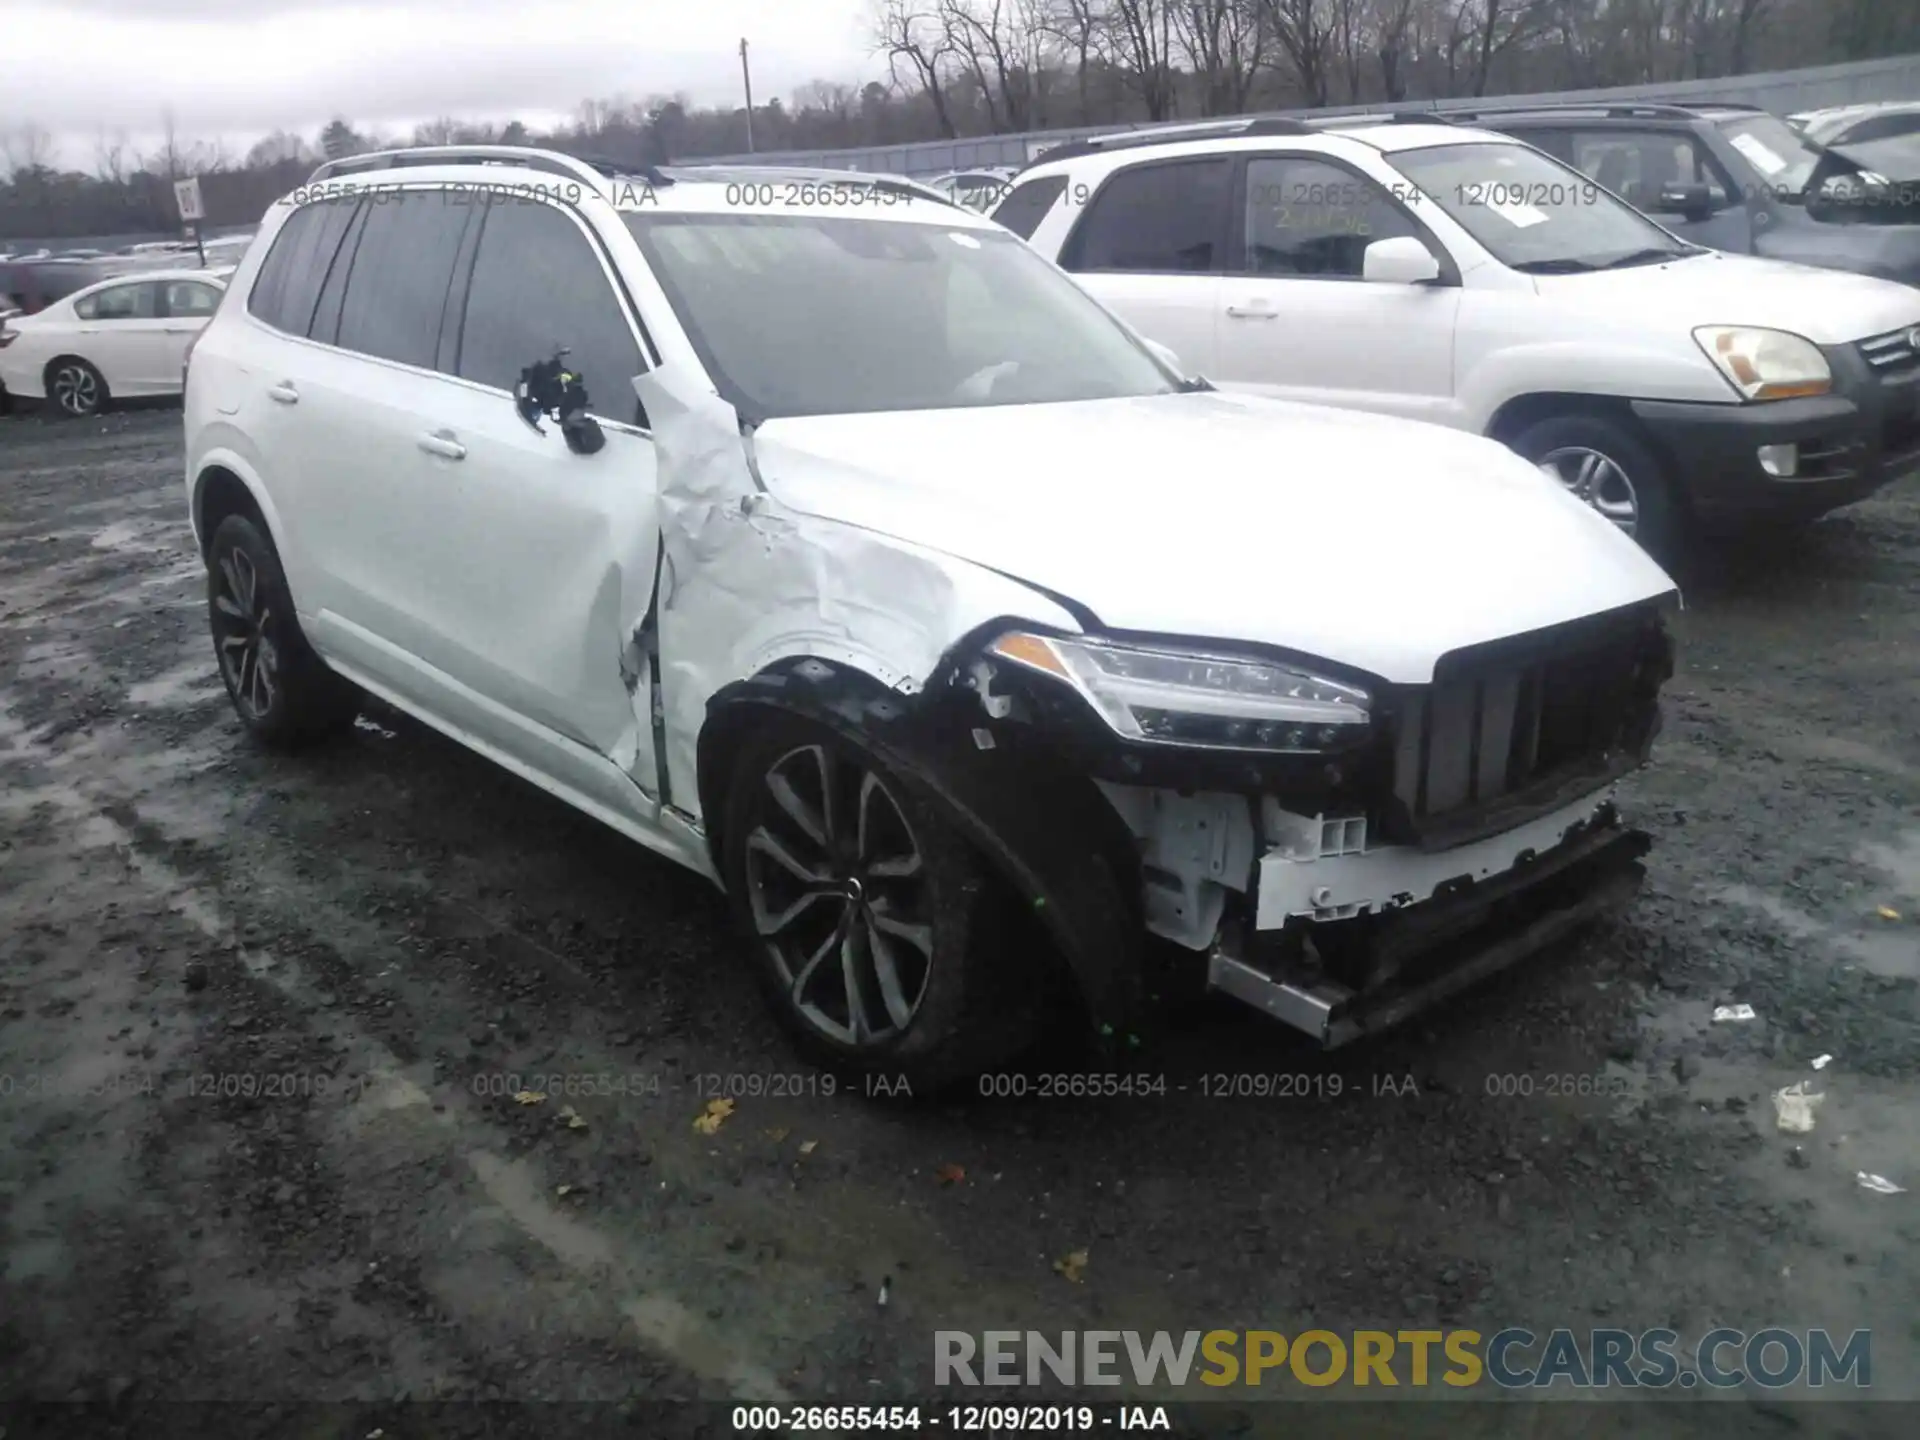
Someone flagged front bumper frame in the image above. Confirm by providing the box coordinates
[1212,794,1648,1044]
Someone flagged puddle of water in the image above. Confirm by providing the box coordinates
[1716,884,1918,980]
[88,520,145,551]
[1859,829,1920,900]
[127,661,225,709]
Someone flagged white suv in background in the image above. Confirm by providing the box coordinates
[185,146,1678,1086]
[1002,115,1920,555]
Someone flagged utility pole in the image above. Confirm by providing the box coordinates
[740,38,755,153]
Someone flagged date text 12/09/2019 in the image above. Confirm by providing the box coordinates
[731,1405,1171,1432]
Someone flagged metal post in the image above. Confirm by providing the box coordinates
[740,38,755,153]
[192,223,206,269]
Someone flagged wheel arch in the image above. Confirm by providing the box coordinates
[190,453,293,561]
[697,650,1149,1039]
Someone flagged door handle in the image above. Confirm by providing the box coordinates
[417,430,466,461]
[267,381,298,404]
[1225,303,1278,320]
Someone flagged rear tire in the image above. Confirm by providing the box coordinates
[206,515,358,749]
[719,710,1043,1094]
[1511,413,1682,561]
[47,357,106,418]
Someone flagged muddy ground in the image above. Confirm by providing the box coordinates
[0,407,1914,1438]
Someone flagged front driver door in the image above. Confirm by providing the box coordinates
[1212,155,1460,425]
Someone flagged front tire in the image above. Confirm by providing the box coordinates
[719,711,1043,1092]
[1512,413,1681,560]
[206,515,358,749]
[47,357,106,418]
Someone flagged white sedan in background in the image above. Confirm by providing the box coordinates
[0,269,224,417]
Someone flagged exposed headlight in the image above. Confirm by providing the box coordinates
[1693,326,1831,400]
[987,632,1371,753]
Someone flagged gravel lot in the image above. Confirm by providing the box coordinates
[1,408,1915,1437]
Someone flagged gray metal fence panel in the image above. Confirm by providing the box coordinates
[696,52,1920,177]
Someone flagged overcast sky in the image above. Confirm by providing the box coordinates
[2,0,875,170]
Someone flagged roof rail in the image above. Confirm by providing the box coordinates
[1021,115,1313,170]
[1440,102,1713,123]
[1308,109,1458,129]
[305,145,673,190]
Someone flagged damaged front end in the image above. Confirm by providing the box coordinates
[956,602,1673,1045]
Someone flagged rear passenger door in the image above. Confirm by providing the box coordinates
[1055,158,1231,378]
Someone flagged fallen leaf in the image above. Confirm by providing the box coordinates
[935,1163,966,1186]
[1053,1248,1089,1283]
[556,1184,574,1197]
[798,1139,818,1156]
[693,1098,735,1135]
[513,1091,547,1106]
[557,1105,588,1131]
[765,1127,791,1142]
[1877,906,1902,921]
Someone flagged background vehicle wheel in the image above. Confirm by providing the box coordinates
[46,357,106,418]
[206,514,358,749]
[720,712,1043,1092]
[1512,413,1681,560]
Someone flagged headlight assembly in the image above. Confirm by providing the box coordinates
[987,631,1372,753]
[1693,325,1831,401]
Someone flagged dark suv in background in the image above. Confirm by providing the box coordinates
[1454,102,1920,285]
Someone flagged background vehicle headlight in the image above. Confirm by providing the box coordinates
[988,632,1371,752]
[1693,326,1831,400]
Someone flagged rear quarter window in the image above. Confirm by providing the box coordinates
[989,175,1068,240]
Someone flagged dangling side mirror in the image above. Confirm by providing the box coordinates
[561,413,605,454]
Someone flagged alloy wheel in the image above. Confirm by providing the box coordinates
[743,743,933,1047]
[211,548,279,720]
[52,364,98,416]
[1537,445,1639,534]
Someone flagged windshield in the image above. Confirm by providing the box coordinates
[1715,113,1825,197]
[623,212,1178,421]
[1387,142,1692,273]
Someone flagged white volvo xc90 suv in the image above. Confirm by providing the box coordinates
[184,146,1679,1086]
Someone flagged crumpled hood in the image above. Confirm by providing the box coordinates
[1529,251,1920,344]
[751,391,1676,684]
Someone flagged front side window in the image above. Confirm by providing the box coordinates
[333,191,470,370]
[1388,142,1693,274]
[624,212,1179,421]
[1241,157,1420,278]
[163,281,222,317]
[1063,159,1231,273]
[77,282,158,321]
[457,198,646,425]
[1568,131,1731,213]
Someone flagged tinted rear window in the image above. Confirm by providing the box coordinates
[989,176,1067,239]
[1062,159,1231,273]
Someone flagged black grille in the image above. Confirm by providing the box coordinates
[1858,326,1920,378]
[1388,609,1667,842]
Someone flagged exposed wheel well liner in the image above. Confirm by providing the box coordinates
[1485,391,1638,446]
[697,654,1150,1038]
[194,465,269,558]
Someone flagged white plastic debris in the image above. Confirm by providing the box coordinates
[1856,1172,1906,1195]
[1811,1054,1833,1070]
[1772,1081,1825,1134]
[1712,1004,1756,1022]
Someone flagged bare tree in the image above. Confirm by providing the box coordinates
[94,128,132,182]
[412,116,462,146]
[1,121,56,180]
[1108,0,1179,120]
[1263,0,1338,107]
[873,0,962,135]
[1039,0,1113,123]
[1175,0,1268,115]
